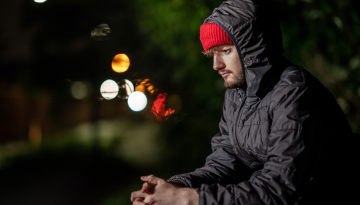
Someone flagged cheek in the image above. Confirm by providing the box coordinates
[231,63,243,76]
[235,60,243,74]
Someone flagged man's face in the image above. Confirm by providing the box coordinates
[206,45,245,88]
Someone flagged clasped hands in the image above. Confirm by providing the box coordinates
[130,174,199,205]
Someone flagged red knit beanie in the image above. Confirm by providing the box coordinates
[200,23,233,51]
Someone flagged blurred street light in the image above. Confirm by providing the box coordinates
[135,78,156,94]
[34,0,47,3]
[127,91,147,112]
[151,93,175,121]
[91,23,111,41]
[70,81,89,100]
[118,79,134,99]
[100,79,119,100]
[112,53,130,73]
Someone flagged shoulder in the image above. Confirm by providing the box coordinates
[268,66,316,108]
[272,66,317,96]
[278,66,308,87]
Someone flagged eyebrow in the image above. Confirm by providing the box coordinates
[202,45,231,57]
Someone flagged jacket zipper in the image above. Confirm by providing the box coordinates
[233,89,247,154]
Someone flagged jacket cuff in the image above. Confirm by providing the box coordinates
[167,175,193,187]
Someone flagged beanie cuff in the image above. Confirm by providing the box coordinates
[200,23,233,51]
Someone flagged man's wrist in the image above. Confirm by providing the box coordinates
[181,188,199,205]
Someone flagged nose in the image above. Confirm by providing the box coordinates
[213,55,225,71]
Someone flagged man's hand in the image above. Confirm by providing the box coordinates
[131,181,156,205]
[130,174,199,205]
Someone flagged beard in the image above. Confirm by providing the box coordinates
[223,72,245,88]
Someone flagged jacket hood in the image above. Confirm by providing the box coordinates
[203,0,285,97]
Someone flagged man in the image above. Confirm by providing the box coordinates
[131,0,354,204]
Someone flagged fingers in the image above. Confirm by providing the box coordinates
[130,190,147,202]
[132,198,149,205]
[141,174,165,185]
[143,195,155,205]
[131,174,163,204]
[142,182,154,194]
[132,198,144,205]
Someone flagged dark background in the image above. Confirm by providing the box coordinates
[0,0,359,204]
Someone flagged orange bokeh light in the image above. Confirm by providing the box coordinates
[135,78,156,94]
[112,53,130,73]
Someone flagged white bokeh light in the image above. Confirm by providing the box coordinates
[34,0,47,3]
[124,79,134,94]
[100,79,119,100]
[118,79,134,99]
[127,91,147,112]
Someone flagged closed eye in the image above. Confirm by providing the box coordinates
[223,48,231,54]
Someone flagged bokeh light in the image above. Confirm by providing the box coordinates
[112,54,130,73]
[91,23,111,41]
[70,81,88,100]
[151,93,175,121]
[127,91,147,112]
[135,78,156,94]
[34,0,47,3]
[118,79,134,99]
[100,79,119,100]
